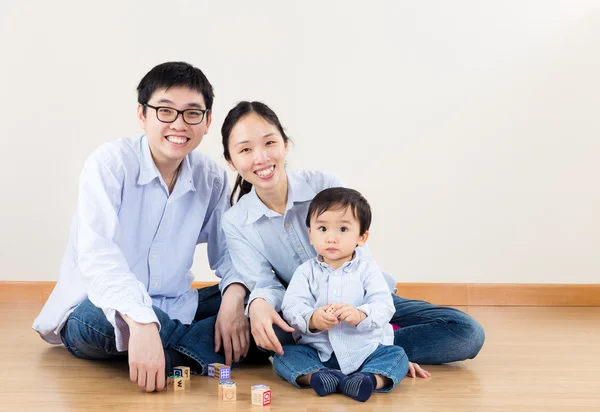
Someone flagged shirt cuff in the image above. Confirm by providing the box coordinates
[303,310,323,335]
[106,306,160,352]
[219,276,248,296]
[245,289,281,316]
[355,304,373,332]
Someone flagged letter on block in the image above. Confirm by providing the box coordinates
[173,366,190,381]
[218,381,237,401]
[167,376,186,391]
[251,384,271,406]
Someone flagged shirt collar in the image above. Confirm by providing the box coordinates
[316,252,359,273]
[137,135,160,185]
[243,169,317,225]
[137,135,196,195]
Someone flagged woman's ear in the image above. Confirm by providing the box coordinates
[357,230,370,247]
[227,160,237,172]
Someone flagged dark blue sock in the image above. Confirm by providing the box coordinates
[309,368,347,397]
[340,372,377,402]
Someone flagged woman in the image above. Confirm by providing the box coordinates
[221,101,485,377]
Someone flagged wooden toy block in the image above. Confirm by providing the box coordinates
[173,366,190,381]
[218,381,237,401]
[251,384,271,406]
[326,303,336,315]
[167,376,187,391]
[208,363,231,380]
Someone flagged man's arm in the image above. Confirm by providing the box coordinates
[76,153,166,391]
[77,153,159,349]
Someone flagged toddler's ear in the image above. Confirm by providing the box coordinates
[357,230,369,247]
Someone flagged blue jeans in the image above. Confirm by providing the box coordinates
[61,285,225,375]
[390,294,485,364]
[273,344,408,392]
[271,294,485,365]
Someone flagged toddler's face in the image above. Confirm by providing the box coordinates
[308,206,369,269]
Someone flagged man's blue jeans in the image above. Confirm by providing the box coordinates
[60,285,224,375]
[273,294,485,365]
[273,344,408,392]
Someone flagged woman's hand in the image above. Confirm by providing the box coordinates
[215,284,250,366]
[248,298,294,355]
[407,361,431,378]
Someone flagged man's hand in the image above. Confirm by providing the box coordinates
[122,314,165,392]
[215,283,250,366]
[248,298,294,355]
[332,303,366,327]
[309,305,339,331]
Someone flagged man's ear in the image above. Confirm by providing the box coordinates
[137,104,147,129]
[357,230,370,247]
[204,110,212,132]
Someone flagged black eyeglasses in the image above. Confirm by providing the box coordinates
[144,103,210,125]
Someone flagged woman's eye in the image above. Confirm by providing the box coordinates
[240,148,250,153]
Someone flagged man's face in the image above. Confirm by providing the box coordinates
[137,86,211,165]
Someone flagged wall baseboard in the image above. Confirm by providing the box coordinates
[2,281,599,306]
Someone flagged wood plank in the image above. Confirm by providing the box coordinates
[467,283,600,306]
[2,281,599,306]
[4,303,600,411]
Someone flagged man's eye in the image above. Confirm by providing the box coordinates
[186,111,202,117]
[158,108,174,114]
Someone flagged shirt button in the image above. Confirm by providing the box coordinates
[333,290,337,295]
[297,247,303,252]
[154,183,159,187]
[152,254,156,259]
[285,222,290,228]
[153,282,158,287]
[268,217,272,221]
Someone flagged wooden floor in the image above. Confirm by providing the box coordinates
[2,304,599,412]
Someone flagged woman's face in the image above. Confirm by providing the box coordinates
[227,113,288,194]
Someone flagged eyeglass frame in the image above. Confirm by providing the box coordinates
[143,103,210,125]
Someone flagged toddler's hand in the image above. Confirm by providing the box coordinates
[309,305,339,331]
[334,303,366,327]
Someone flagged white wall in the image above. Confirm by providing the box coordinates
[0,1,598,284]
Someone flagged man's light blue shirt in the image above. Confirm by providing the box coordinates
[282,255,395,375]
[221,170,397,315]
[33,135,244,351]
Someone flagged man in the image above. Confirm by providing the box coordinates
[33,62,250,392]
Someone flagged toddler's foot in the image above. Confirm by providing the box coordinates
[309,368,347,396]
[340,372,377,402]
